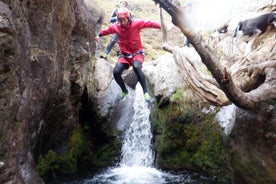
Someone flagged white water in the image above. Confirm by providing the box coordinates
[82,85,182,184]
[66,85,228,183]
[120,85,153,167]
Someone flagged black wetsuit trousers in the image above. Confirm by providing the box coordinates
[113,60,148,94]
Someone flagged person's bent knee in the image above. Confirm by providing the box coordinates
[133,60,142,69]
[113,62,127,76]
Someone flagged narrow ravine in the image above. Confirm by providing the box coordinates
[71,85,181,184]
[67,85,230,184]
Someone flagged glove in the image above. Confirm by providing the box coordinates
[95,36,100,42]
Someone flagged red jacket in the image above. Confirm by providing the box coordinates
[99,19,161,54]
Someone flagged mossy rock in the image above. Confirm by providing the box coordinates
[151,88,231,178]
[36,128,89,180]
[36,127,120,181]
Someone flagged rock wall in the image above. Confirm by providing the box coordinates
[0,0,101,183]
[228,106,276,184]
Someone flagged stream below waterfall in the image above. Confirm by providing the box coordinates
[57,85,229,184]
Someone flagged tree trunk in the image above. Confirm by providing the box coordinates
[153,0,276,110]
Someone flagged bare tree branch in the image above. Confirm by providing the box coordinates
[153,0,276,110]
[163,43,230,106]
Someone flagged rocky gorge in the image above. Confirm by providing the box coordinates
[0,0,275,183]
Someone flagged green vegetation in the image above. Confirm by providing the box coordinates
[36,128,90,180]
[90,142,121,168]
[35,110,122,181]
[151,87,230,176]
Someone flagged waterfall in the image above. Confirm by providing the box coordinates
[79,85,180,184]
[120,85,153,167]
[67,85,227,184]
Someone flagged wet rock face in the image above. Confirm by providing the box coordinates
[229,106,276,184]
[0,0,100,183]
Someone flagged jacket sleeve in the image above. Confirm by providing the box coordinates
[99,25,116,37]
[138,20,161,29]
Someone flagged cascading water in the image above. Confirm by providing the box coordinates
[74,85,181,184]
[120,87,153,167]
[64,85,231,184]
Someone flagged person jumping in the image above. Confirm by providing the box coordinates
[95,7,161,102]
[100,1,131,59]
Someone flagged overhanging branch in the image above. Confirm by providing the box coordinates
[153,0,276,109]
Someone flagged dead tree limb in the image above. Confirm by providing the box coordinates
[163,43,230,106]
[153,0,276,110]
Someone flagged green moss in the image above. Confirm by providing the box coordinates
[69,127,90,158]
[156,115,224,172]
[36,128,91,180]
[36,122,121,181]
[171,89,184,102]
[36,150,77,180]
[152,88,229,176]
[190,123,223,173]
[90,141,120,168]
